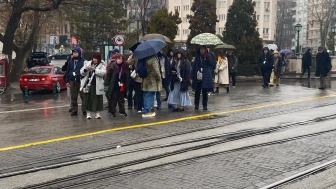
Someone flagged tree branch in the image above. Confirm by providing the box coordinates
[22,0,62,12]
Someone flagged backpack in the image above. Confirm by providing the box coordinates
[136,58,148,78]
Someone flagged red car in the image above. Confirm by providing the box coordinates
[20,66,67,93]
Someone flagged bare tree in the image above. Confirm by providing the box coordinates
[307,0,336,47]
[0,0,63,84]
[275,0,296,50]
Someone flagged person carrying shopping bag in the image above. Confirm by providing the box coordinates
[80,52,106,119]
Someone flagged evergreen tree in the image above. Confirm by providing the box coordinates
[223,0,262,75]
[147,8,182,49]
[186,0,218,50]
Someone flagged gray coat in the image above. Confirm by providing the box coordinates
[80,61,106,95]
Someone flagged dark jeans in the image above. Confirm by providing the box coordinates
[127,80,136,107]
[155,92,161,107]
[302,66,311,78]
[194,82,208,107]
[70,81,84,113]
[143,91,155,114]
[109,90,125,114]
[134,82,143,111]
[229,72,236,86]
[261,69,272,87]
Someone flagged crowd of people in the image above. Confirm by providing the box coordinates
[62,45,238,119]
[258,46,332,90]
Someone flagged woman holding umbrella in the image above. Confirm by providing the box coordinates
[214,50,229,93]
[192,45,214,110]
[168,49,192,112]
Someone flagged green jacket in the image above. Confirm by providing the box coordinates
[142,56,162,92]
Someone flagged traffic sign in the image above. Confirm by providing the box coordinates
[113,34,126,46]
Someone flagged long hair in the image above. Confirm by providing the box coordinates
[113,54,127,75]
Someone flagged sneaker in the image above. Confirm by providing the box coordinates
[111,113,116,117]
[86,111,92,119]
[137,110,142,114]
[232,86,236,88]
[203,106,208,111]
[120,112,128,116]
[95,112,101,119]
[156,105,161,110]
[142,112,156,118]
[68,108,72,112]
[214,90,219,94]
[71,111,78,116]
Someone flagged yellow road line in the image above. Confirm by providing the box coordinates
[0,94,335,152]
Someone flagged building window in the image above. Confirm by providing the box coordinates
[257,15,260,20]
[183,5,190,10]
[264,2,270,12]
[263,28,269,34]
[174,6,180,12]
[218,14,226,21]
[218,1,226,8]
[264,15,269,21]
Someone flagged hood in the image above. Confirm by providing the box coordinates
[262,47,270,55]
[305,48,312,54]
[72,47,82,58]
[196,45,209,56]
[175,49,186,57]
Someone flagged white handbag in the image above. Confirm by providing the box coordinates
[130,70,137,79]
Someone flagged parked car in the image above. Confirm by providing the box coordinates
[27,52,51,68]
[48,52,70,60]
[20,66,67,93]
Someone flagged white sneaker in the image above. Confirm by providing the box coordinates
[86,111,92,119]
[95,112,101,119]
[137,110,142,114]
[142,112,156,118]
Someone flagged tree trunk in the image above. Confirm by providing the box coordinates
[9,50,27,83]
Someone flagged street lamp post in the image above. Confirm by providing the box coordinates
[331,25,336,56]
[135,9,141,42]
[295,24,302,56]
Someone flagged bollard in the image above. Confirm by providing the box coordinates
[53,83,57,99]
[24,86,28,103]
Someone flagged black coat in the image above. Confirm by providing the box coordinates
[259,52,274,70]
[302,52,312,67]
[191,46,215,91]
[315,51,332,77]
[171,59,191,92]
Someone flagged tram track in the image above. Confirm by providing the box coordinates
[21,127,336,189]
[1,113,336,180]
[2,102,336,177]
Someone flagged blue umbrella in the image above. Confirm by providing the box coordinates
[133,39,166,60]
[279,49,293,54]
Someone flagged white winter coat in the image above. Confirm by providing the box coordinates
[214,57,229,85]
[80,60,106,95]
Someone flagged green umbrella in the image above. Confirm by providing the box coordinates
[190,33,224,45]
[215,43,236,50]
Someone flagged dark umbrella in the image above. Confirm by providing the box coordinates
[133,39,167,60]
[141,34,172,43]
[279,49,293,54]
[215,43,236,50]
[129,41,143,52]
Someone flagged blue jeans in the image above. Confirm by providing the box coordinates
[163,84,170,98]
[155,92,161,108]
[143,91,155,114]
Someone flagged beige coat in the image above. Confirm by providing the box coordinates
[215,57,229,85]
[142,56,162,92]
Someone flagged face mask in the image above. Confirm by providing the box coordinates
[117,59,122,64]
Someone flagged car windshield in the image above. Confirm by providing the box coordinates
[27,68,51,74]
